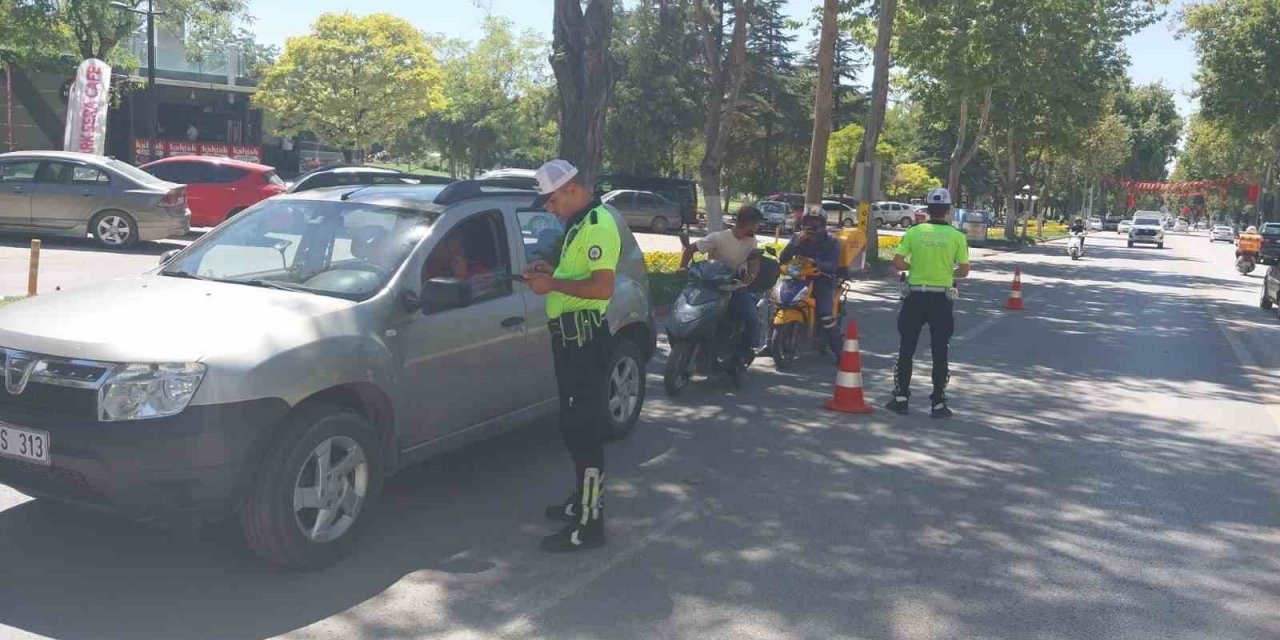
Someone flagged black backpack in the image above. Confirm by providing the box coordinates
[750,253,780,293]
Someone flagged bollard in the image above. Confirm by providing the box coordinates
[27,239,40,297]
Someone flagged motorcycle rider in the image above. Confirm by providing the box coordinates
[1069,217,1086,253]
[778,210,843,364]
[679,205,764,366]
[1238,224,1263,259]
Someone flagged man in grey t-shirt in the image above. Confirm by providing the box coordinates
[679,205,765,363]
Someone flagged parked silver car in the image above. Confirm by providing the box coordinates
[0,150,190,248]
[601,189,682,233]
[0,180,655,569]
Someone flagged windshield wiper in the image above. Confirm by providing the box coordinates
[161,270,213,281]
[240,279,312,293]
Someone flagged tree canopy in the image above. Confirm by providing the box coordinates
[254,13,446,159]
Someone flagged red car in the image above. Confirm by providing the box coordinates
[140,156,286,227]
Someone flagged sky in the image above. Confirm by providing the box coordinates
[246,0,1199,118]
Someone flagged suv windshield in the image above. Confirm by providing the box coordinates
[1134,218,1161,226]
[161,199,437,300]
[1261,223,1280,235]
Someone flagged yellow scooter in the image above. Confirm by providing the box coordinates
[766,257,847,369]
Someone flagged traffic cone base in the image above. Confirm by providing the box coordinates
[826,321,874,414]
[1005,267,1025,311]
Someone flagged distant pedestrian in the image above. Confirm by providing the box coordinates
[522,159,621,552]
[887,188,970,418]
[186,123,198,141]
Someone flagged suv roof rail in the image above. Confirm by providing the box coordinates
[434,179,538,206]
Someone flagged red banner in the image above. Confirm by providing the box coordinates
[134,138,262,164]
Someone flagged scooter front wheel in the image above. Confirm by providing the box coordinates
[769,323,801,370]
[664,341,696,396]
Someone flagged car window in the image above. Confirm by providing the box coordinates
[1261,224,1280,235]
[517,209,564,264]
[0,161,40,183]
[163,199,438,301]
[214,165,250,183]
[142,163,182,183]
[1134,218,1160,226]
[72,166,109,185]
[421,210,513,309]
[148,162,200,184]
[635,193,656,206]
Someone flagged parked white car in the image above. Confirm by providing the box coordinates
[1087,217,1103,231]
[1211,225,1236,243]
[1118,219,1133,234]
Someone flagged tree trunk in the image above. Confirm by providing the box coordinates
[551,0,616,187]
[803,0,841,214]
[1002,129,1019,239]
[695,0,753,232]
[850,0,897,261]
[948,87,992,203]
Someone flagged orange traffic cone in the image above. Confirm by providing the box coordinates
[825,320,874,414]
[1005,267,1025,311]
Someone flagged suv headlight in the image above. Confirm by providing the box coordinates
[98,363,206,422]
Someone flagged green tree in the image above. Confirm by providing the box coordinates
[606,0,704,176]
[422,17,548,177]
[887,162,940,200]
[0,0,66,69]
[1184,0,1280,218]
[57,0,248,63]
[254,13,446,161]
[1114,82,1182,181]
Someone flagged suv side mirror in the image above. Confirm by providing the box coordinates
[422,277,471,314]
[159,249,180,266]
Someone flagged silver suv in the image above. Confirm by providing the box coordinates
[0,180,655,569]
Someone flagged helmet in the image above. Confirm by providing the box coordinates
[801,210,826,232]
[1247,225,1258,233]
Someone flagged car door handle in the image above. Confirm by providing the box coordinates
[501,316,524,329]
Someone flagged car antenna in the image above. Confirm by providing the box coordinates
[341,185,373,201]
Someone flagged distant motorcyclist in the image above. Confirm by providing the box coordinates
[1069,218,1086,252]
[1238,225,1262,252]
[778,211,843,364]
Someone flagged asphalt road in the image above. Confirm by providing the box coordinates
[2,230,1279,640]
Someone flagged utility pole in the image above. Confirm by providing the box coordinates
[112,0,164,162]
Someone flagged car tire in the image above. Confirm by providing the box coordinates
[1262,289,1274,310]
[899,217,913,228]
[240,405,384,570]
[601,338,646,442]
[1128,241,1134,248]
[1158,243,1164,249]
[650,216,670,234]
[841,218,856,228]
[89,211,140,249]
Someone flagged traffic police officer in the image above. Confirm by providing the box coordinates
[886,187,970,418]
[522,159,621,552]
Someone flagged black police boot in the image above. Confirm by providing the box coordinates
[931,391,952,417]
[886,396,910,415]
[541,468,605,552]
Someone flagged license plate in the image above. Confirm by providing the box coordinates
[0,422,50,465]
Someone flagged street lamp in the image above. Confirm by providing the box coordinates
[111,1,165,163]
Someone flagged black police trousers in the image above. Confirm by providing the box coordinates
[550,314,610,484]
[894,291,954,402]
